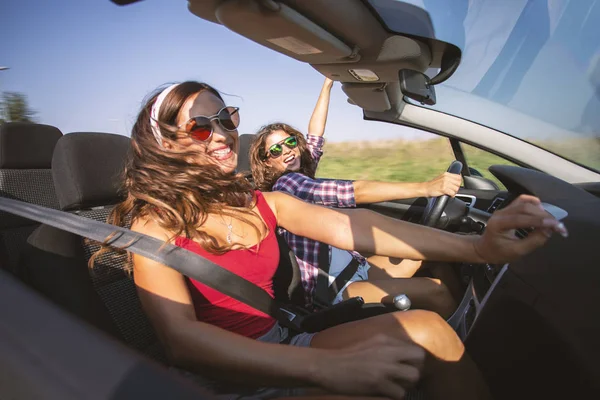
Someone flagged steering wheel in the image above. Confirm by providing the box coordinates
[420,160,463,227]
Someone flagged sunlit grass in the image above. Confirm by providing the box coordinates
[316,137,600,187]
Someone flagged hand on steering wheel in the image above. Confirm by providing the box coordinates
[420,161,463,227]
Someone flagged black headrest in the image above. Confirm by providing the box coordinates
[237,133,256,174]
[0,122,63,169]
[52,132,130,211]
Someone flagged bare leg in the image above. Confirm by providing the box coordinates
[427,262,464,303]
[367,256,423,278]
[343,278,457,319]
[311,310,492,400]
[368,256,465,303]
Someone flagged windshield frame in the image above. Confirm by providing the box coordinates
[363,99,600,182]
[402,96,600,175]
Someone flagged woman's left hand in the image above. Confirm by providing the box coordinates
[474,194,568,264]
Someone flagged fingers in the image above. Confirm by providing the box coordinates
[512,228,552,257]
[389,362,422,386]
[507,194,542,207]
[440,172,462,197]
[361,335,426,366]
[497,195,543,216]
[325,334,425,399]
[479,194,568,264]
[376,379,407,400]
[490,214,555,232]
[492,195,568,238]
[371,364,420,399]
[393,343,426,369]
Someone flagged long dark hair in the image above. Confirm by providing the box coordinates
[91,81,263,268]
[249,123,317,191]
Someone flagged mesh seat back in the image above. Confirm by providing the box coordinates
[21,132,166,362]
[80,207,166,362]
[0,123,62,274]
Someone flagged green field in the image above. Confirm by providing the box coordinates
[315,137,600,188]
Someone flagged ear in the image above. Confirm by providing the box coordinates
[162,140,173,150]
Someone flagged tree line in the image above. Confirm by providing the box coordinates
[0,92,37,124]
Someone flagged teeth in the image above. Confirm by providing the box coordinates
[212,147,231,156]
[284,156,294,163]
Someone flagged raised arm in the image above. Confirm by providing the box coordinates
[130,216,424,398]
[266,191,567,265]
[308,77,334,138]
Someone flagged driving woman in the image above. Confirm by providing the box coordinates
[249,78,463,314]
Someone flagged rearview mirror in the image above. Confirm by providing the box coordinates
[399,69,436,105]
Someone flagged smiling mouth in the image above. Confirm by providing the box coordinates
[210,145,234,161]
[283,154,295,164]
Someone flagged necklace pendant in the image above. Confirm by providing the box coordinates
[226,223,233,244]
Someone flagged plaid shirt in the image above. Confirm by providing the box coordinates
[273,135,366,307]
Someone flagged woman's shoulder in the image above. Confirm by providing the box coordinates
[130,214,172,242]
[256,190,283,227]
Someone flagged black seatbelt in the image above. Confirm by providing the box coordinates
[0,197,299,326]
[315,243,331,307]
[329,258,360,303]
[315,243,361,306]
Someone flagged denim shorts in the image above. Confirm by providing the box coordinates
[173,323,316,399]
[329,247,370,304]
[257,321,315,347]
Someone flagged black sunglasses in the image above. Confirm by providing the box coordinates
[178,106,240,142]
[264,136,298,160]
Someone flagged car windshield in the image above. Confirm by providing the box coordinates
[368,0,600,172]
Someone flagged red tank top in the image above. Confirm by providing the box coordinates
[175,191,278,339]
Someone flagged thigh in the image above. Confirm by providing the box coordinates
[311,310,419,350]
[343,277,444,303]
[342,278,456,319]
[366,256,423,279]
[310,310,464,363]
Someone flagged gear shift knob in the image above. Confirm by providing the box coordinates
[393,294,411,311]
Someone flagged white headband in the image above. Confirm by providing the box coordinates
[150,83,180,146]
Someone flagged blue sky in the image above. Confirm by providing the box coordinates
[1,0,598,147]
[0,0,430,141]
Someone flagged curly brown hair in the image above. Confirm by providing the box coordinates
[91,81,264,267]
[249,123,317,191]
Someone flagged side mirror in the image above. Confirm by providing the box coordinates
[468,167,484,177]
[399,69,436,105]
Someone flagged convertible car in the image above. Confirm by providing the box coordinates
[1,1,599,399]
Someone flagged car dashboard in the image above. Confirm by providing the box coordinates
[445,164,600,398]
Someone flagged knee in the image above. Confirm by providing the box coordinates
[427,278,448,299]
[425,279,457,314]
[395,310,464,362]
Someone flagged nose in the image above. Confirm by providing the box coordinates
[211,119,238,143]
[282,143,293,155]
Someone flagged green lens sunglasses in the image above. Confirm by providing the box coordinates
[265,136,298,159]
